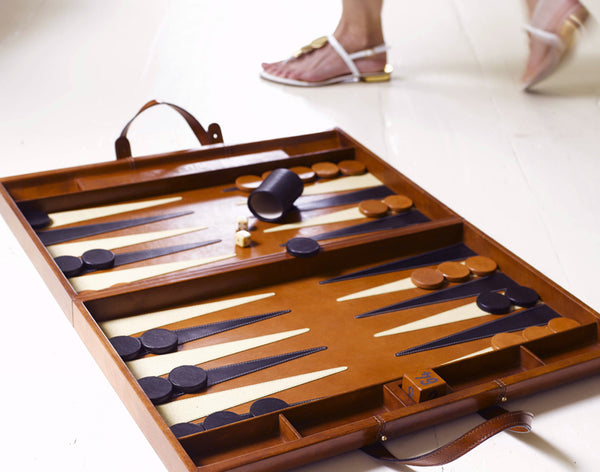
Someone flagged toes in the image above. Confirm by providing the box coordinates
[261,58,303,80]
[262,60,290,73]
[279,65,299,80]
[521,39,555,88]
[526,37,551,71]
[262,61,282,73]
[271,63,291,78]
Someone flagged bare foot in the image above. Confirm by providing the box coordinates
[261,35,387,84]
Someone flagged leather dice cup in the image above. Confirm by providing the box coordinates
[247,168,304,222]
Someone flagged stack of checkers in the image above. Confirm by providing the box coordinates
[410,256,498,290]
[234,160,367,192]
[490,317,580,349]
[358,194,413,218]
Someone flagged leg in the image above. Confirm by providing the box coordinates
[524,0,538,18]
[261,0,387,84]
[521,0,589,90]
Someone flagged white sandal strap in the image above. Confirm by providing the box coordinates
[524,24,565,50]
[327,35,389,78]
[327,35,360,78]
[348,43,389,60]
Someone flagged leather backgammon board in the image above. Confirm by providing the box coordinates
[1,103,599,471]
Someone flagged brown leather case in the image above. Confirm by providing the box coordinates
[1,103,598,471]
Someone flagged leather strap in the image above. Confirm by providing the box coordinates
[361,406,533,466]
[348,43,389,60]
[327,35,360,78]
[115,100,223,159]
[326,35,388,79]
[523,24,564,49]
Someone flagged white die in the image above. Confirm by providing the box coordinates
[235,230,252,248]
[237,216,249,231]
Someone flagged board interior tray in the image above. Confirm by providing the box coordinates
[1,127,599,472]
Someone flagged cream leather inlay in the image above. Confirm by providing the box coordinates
[443,347,493,364]
[127,328,310,378]
[301,173,382,196]
[374,300,502,337]
[47,226,206,257]
[337,277,415,302]
[157,366,347,425]
[101,292,275,337]
[48,196,182,227]
[264,207,365,233]
[69,253,235,292]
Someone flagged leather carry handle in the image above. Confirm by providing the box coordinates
[115,100,224,159]
[361,406,533,466]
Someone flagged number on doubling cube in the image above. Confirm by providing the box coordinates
[401,370,447,403]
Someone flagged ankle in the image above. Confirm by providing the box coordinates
[531,0,582,31]
[333,21,384,53]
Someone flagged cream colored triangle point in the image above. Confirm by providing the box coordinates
[442,347,493,365]
[48,196,182,228]
[235,174,382,206]
[70,253,235,293]
[47,226,207,257]
[127,328,310,378]
[264,207,365,233]
[374,300,500,338]
[338,261,470,302]
[101,292,275,337]
[301,174,382,196]
[157,366,347,426]
[337,277,415,302]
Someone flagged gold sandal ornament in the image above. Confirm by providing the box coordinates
[292,36,329,59]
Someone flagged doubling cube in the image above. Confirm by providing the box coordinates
[401,370,446,403]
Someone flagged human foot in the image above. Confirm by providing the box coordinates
[521,0,589,90]
[261,34,389,86]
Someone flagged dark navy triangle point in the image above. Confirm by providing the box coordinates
[356,272,516,319]
[174,310,291,345]
[206,346,327,387]
[61,238,221,277]
[295,186,394,212]
[38,210,192,245]
[171,397,307,437]
[112,239,221,267]
[113,309,292,359]
[140,346,327,404]
[320,243,476,285]
[310,210,430,242]
[395,304,560,357]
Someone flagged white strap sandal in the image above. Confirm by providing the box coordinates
[521,3,589,90]
[260,35,392,87]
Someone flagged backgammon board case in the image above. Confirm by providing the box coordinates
[1,103,599,471]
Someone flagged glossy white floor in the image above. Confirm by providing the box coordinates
[1,1,600,471]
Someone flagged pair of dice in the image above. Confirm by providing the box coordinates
[235,216,251,248]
